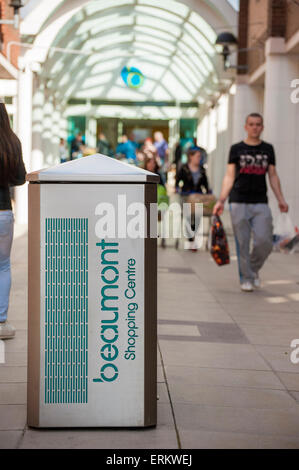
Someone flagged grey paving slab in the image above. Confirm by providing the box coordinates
[165,366,285,390]
[168,382,296,409]
[180,429,261,449]
[0,405,26,431]
[180,429,299,449]
[173,403,299,437]
[1,353,27,367]
[0,383,27,405]
[158,302,233,323]
[276,373,299,391]
[20,426,178,449]
[238,324,299,347]
[0,367,27,383]
[159,340,271,370]
[157,366,165,383]
[0,431,23,449]
[290,391,299,403]
[159,320,249,344]
[229,311,299,327]
[20,404,178,449]
[4,330,27,353]
[255,345,299,373]
[157,383,169,404]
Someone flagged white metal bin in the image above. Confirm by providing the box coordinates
[27,154,158,427]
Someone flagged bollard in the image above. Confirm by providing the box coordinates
[27,154,159,427]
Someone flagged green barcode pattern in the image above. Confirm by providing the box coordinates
[45,218,88,404]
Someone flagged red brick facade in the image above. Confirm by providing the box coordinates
[0,0,20,69]
[238,0,299,76]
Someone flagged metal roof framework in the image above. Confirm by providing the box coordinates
[20,0,237,106]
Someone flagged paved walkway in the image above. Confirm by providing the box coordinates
[1,227,299,449]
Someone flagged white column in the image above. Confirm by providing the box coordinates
[86,116,97,149]
[42,98,55,165]
[31,77,44,170]
[168,119,180,163]
[15,63,33,225]
[52,105,61,165]
[264,38,299,227]
[233,76,264,143]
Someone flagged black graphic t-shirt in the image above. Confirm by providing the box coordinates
[228,141,276,203]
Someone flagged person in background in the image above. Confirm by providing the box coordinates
[97,132,114,157]
[143,155,165,186]
[0,102,26,339]
[142,137,158,159]
[176,148,209,194]
[176,148,210,252]
[213,113,288,292]
[116,135,137,161]
[154,131,169,168]
[70,132,85,160]
[59,138,68,163]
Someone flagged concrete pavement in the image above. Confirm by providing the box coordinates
[1,227,299,449]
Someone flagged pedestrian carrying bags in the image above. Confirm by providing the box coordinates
[210,215,230,266]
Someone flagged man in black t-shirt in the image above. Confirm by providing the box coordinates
[213,113,288,292]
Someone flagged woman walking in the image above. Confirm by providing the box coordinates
[0,102,26,339]
[176,147,210,251]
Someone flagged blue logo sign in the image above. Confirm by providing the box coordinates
[121,66,145,89]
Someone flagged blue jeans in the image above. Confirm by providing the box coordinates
[0,211,14,323]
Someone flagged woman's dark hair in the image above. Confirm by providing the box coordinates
[0,103,22,186]
[143,155,159,173]
[187,148,201,163]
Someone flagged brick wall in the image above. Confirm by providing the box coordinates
[286,0,299,41]
[241,0,292,76]
[237,0,249,74]
[0,0,20,69]
[268,0,287,37]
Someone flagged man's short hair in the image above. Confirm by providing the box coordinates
[246,113,264,124]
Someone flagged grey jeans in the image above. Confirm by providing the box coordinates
[229,203,273,284]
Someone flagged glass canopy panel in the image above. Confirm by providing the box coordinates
[188,12,217,43]
[134,24,179,42]
[83,32,135,51]
[134,5,186,24]
[137,0,190,18]
[181,30,215,57]
[41,0,221,103]
[169,64,198,96]
[162,71,193,101]
[84,0,135,15]
[135,15,182,37]
[76,14,134,37]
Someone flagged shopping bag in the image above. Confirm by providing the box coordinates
[210,215,230,266]
[273,213,296,251]
[187,193,216,216]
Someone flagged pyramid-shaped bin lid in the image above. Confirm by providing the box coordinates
[26,154,160,183]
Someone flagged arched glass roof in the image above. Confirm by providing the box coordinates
[21,0,237,105]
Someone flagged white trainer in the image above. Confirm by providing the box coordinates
[0,322,16,339]
[240,282,254,292]
[253,276,261,289]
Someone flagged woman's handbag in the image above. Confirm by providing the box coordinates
[210,215,230,266]
[187,193,216,216]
